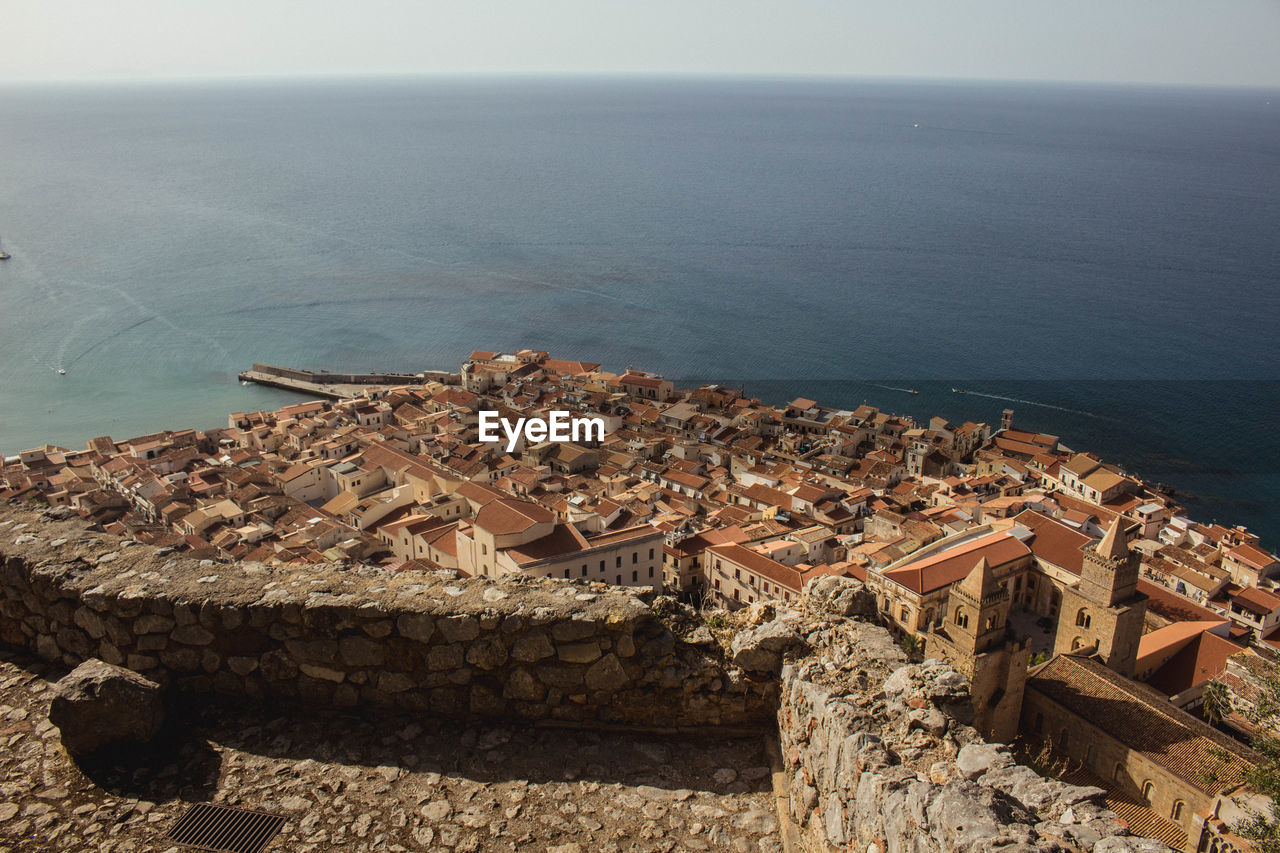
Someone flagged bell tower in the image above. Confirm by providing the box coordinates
[929,556,1030,743]
[947,557,1010,656]
[1053,519,1147,677]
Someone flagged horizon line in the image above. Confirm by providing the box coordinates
[3,69,1279,93]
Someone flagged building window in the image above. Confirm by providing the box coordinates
[714,579,720,590]
[616,556,622,568]
[1141,781,1154,803]
[735,569,741,580]
[649,548,654,559]
[1171,800,1184,822]
[582,564,588,576]
[954,607,968,629]
[1076,608,1091,629]
[564,569,570,578]
[632,571,638,583]
[733,589,740,600]
[632,552,638,564]
[600,560,605,571]
[1085,745,1097,767]
[649,567,654,578]
[481,544,487,555]
[616,575,622,585]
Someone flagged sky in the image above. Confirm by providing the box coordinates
[6,0,1280,87]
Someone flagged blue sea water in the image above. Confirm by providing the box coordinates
[0,77,1277,541]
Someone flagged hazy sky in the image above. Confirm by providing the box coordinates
[7,0,1280,87]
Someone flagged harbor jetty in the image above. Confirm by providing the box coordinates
[237,362,459,399]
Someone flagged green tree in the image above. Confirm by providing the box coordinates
[1202,680,1233,727]
[1227,660,1280,852]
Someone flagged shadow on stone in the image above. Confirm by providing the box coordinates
[70,695,223,803]
[187,692,773,798]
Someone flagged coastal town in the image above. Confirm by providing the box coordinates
[4,349,1279,853]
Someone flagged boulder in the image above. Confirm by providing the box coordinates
[48,659,165,756]
[730,619,804,673]
[804,576,878,619]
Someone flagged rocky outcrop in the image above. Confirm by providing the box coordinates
[48,658,165,755]
[775,583,1175,853]
[0,507,773,728]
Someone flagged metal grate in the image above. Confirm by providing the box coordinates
[165,802,285,853]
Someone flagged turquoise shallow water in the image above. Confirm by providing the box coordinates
[0,77,1277,541]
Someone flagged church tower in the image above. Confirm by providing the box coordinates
[930,557,1030,743]
[948,557,1010,656]
[1053,519,1147,677]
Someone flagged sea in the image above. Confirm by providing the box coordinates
[1,77,1277,544]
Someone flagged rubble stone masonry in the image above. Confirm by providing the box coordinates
[0,506,773,728]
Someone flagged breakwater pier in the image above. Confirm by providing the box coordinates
[238,362,460,399]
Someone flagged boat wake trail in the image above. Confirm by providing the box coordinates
[959,389,1106,420]
[873,384,917,395]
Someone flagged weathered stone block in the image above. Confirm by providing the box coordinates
[585,654,628,691]
[427,644,464,671]
[339,635,387,667]
[49,659,165,756]
[159,647,201,671]
[284,638,337,664]
[466,637,508,670]
[299,663,346,683]
[171,624,215,646]
[551,619,597,643]
[437,615,480,643]
[503,668,545,701]
[227,656,259,676]
[72,607,106,639]
[133,614,176,634]
[511,631,555,662]
[556,642,602,664]
[378,672,415,694]
[396,613,435,642]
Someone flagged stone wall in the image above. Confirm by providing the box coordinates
[0,506,773,728]
[777,576,1175,852]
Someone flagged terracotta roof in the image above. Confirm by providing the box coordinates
[882,531,1030,596]
[1229,584,1280,616]
[1138,579,1223,623]
[1029,655,1258,796]
[1013,509,1094,575]
[1136,621,1229,675]
[708,543,804,593]
[1145,630,1241,697]
[474,498,554,536]
[1227,543,1279,570]
[505,523,591,565]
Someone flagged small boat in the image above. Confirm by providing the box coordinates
[0,235,9,260]
[952,388,964,394]
[57,369,66,375]
[907,389,919,395]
